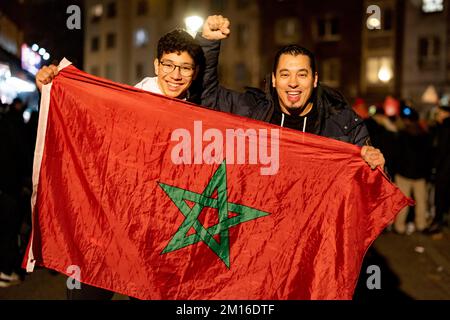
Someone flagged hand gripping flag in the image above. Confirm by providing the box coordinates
[23,59,412,300]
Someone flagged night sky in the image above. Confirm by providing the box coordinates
[0,0,84,66]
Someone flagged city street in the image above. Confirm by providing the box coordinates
[354,227,450,300]
[1,227,449,300]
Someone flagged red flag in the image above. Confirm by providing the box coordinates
[24,60,411,300]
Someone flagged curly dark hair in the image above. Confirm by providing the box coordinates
[157,29,204,67]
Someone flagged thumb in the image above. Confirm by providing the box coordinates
[360,146,368,158]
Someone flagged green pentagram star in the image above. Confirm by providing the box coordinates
[158,161,269,268]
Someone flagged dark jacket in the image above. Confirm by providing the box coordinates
[0,112,29,195]
[197,35,370,146]
[432,117,450,178]
[394,122,432,179]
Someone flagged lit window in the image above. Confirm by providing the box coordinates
[367,17,381,29]
[422,0,444,13]
[366,57,393,84]
[134,29,149,47]
[90,4,103,23]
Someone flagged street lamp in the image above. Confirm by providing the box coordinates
[184,16,204,37]
[367,17,381,29]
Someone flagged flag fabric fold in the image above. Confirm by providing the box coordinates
[23,60,411,300]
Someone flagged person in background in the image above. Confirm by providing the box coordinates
[0,98,29,287]
[426,95,450,235]
[392,107,431,234]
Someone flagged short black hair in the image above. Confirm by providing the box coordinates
[12,97,23,105]
[157,29,204,67]
[272,45,317,75]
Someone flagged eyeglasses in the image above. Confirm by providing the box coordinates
[159,60,195,77]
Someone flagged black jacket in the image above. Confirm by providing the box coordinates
[197,35,370,147]
[394,124,432,179]
[432,117,450,177]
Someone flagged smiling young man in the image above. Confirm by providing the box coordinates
[34,28,204,300]
[195,15,384,169]
[36,29,204,103]
[134,29,203,102]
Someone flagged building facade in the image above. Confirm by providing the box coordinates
[361,0,403,103]
[83,0,261,90]
[83,0,448,105]
[0,10,37,106]
[259,0,364,100]
[0,12,24,58]
[401,0,449,107]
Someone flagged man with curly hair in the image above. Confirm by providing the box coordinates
[134,29,204,103]
[34,28,204,300]
[36,29,204,103]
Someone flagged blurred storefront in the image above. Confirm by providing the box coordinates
[0,10,38,115]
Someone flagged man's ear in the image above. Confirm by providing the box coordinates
[314,72,318,88]
[154,59,159,76]
[272,73,276,88]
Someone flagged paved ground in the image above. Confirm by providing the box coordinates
[354,226,450,300]
[365,228,450,299]
[1,227,449,300]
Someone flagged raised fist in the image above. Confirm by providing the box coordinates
[35,65,59,92]
[202,15,231,41]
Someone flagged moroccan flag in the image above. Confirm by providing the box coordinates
[23,59,411,300]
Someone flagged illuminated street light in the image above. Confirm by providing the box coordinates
[422,0,444,13]
[31,44,39,52]
[38,48,46,56]
[184,16,204,37]
[367,17,381,29]
[43,52,50,61]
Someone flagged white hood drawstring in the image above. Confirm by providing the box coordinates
[280,113,307,133]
